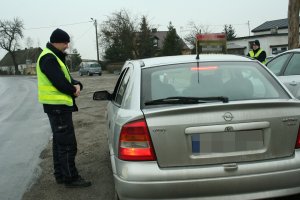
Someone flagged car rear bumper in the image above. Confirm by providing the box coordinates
[112,150,300,200]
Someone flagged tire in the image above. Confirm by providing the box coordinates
[99,72,102,76]
[88,72,93,76]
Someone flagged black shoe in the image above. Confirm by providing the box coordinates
[65,176,92,188]
[55,177,64,184]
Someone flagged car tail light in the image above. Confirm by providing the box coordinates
[119,119,156,161]
[295,126,300,149]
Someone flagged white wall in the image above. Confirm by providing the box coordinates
[253,28,300,36]
[230,34,300,56]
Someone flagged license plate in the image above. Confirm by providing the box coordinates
[191,130,264,154]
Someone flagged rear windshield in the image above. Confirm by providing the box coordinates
[141,61,289,106]
[90,64,101,68]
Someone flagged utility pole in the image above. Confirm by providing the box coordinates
[247,21,250,36]
[91,18,100,63]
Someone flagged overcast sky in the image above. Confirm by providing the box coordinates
[0,0,289,60]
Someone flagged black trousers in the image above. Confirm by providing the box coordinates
[47,112,78,181]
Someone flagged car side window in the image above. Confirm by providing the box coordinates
[111,66,132,106]
[115,67,132,105]
[283,53,300,75]
[266,53,291,75]
[111,68,128,101]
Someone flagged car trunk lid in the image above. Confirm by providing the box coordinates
[143,100,300,168]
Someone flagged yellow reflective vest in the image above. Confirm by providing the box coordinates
[249,49,267,64]
[36,48,73,106]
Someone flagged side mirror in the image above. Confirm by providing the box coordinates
[93,90,112,101]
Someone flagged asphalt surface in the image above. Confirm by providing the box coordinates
[22,72,116,200]
[0,76,51,200]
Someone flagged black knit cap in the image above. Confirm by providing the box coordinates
[253,40,260,46]
[50,28,70,43]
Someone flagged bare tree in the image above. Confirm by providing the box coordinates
[25,37,34,48]
[184,21,211,53]
[288,0,300,49]
[0,18,24,74]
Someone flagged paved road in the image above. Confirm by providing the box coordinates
[0,76,51,200]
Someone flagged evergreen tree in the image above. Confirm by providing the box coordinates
[161,22,183,56]
[224,24,236,41]
[137,16,156,58]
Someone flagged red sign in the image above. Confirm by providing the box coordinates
[196,33,226,41]
[196,33,227,54]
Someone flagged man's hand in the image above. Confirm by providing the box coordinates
[74,84,81,97]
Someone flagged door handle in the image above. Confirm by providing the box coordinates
[223,163,238,171]
[289,81,297,86]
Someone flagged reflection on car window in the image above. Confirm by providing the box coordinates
[111,68,128,102]
[284,53,300,75]
[141,62,289,106]
[267,53,291,75]
[115,66,132,105]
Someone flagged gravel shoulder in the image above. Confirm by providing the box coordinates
[22,72,118,200]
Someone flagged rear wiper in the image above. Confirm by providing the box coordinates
[145,96,229,105]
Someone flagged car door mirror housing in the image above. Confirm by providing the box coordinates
[93,90,112,101]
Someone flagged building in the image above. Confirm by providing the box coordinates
[134,29,191,57]
[228,17,300,56]
[0,47,42,75]
[151,29,191,55]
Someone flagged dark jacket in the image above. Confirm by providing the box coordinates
[247,48,267,63]
[39,43,83,114]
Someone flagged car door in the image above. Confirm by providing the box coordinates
[106,66,133,155]
[280,53,300,98]
[266,52,300,97]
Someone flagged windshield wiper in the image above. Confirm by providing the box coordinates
[145,96,229,105]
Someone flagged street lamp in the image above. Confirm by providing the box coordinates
[91,18,100,64]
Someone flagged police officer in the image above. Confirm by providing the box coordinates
[36,28,91,188]
[247,40,267,64]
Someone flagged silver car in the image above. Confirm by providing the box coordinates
[94,54,300,200]
[78,61,102,76]
[266,48,300,99]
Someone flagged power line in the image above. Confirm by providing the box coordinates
[25,21,91,30]
[76,25,94,40]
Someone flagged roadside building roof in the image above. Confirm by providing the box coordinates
[151,31,190,50]
[252,17,300,33]
[0,47,42,66]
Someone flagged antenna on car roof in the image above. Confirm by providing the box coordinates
[195,37,200,84]
[196,37,200,60]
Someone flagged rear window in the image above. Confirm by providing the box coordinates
[141,61,289,107]
[89,64,101,68]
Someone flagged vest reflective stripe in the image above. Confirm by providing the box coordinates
[36,48,73,106]
[249,49,266,64]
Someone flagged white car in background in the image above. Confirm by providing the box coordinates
[266,48,300,99]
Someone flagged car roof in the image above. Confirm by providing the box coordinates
[130,54,254,68]
[266,48,300,63]
[274,48,300,56]
[82,61,99,64]
[283,48,300,53]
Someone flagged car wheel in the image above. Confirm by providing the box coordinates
[88,72,93,76]
[99,73,102,76]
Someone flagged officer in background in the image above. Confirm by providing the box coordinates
[36,28,91,188]
[247,40,267,64]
